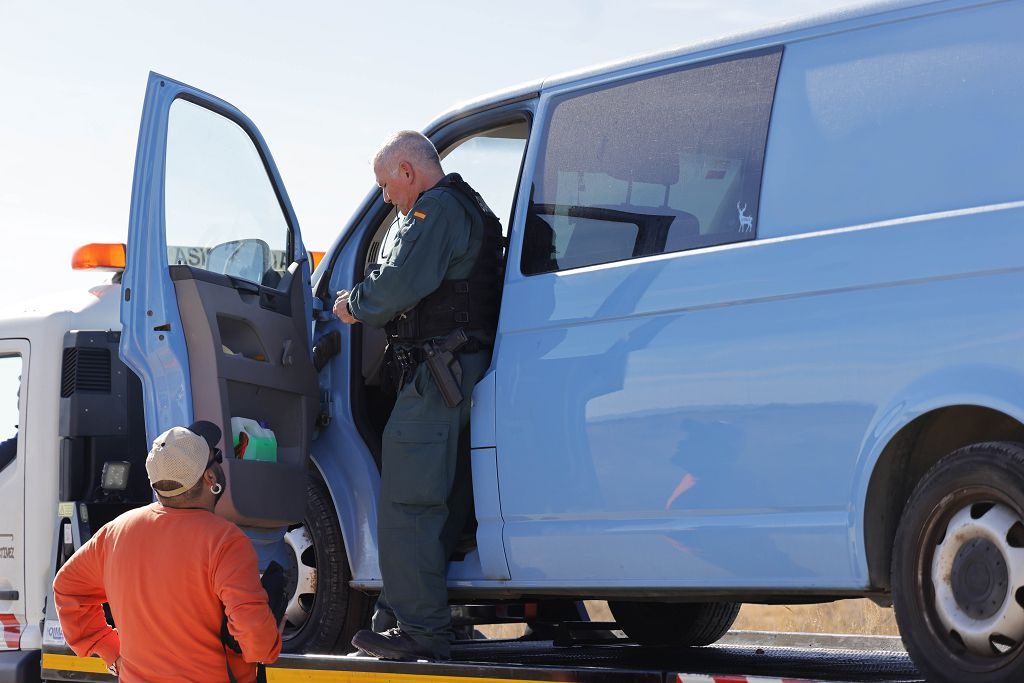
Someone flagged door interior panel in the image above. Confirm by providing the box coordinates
[170,263,318,527]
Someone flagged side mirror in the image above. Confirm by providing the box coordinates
[207,239,271,283]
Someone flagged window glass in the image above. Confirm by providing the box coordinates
[0,355,22,473]
[165,99,291,287]
[440,123,528,235]
[523,49,781,275]
[370,122,529,267]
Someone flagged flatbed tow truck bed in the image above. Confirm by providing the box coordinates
[40,634,923,683]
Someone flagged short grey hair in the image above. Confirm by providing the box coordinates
[373,130,442,177]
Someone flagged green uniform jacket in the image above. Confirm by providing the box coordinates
[348,179,483,328]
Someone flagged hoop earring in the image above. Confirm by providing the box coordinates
[211,482,223,495]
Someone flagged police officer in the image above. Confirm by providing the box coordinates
[335,131,502,661]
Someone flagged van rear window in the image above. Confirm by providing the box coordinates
[522,48,781,275]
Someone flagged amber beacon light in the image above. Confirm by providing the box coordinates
[72,243,127,271]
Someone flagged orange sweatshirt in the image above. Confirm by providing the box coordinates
[53,503,281,683]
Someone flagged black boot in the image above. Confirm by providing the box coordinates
[351,627,447,661]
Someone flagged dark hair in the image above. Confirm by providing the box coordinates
[153,475,205,502]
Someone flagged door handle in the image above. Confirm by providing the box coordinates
[282,339,294,367]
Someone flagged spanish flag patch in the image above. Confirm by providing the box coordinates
[413,210,427,220]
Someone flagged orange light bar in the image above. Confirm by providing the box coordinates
[311,251,325,270]
[72,243,127,271]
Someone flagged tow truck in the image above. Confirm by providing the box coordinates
[30,496,924,683]
[41,625,924,683]
[0,247,923,683]
[0,250,925,683]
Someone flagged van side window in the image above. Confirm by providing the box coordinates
[522,48,781,275]
[0,355,22,473]
[164,98,292,288]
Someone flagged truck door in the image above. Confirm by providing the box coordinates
[0,341,27,650]
[120,73,318,527]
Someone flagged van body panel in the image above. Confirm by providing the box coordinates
[310,436,381,582]
[487,0,1024,589]
[759,0,1024,239]
[467,447,510,581]
[469,371,496,450]
[309,195,384,583]
[849,366,1024,573]
[493,201,1024,588]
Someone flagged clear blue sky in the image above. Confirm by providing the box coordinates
[1,0,859,303]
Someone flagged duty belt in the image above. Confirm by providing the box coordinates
[390,331,491,407]
[391,336,489,376]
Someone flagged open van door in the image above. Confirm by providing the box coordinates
[120,73,318,527]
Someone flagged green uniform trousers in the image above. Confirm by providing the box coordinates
[371,348,491,657]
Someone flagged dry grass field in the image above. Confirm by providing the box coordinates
[732,599,899,635]
[478,599,900,639]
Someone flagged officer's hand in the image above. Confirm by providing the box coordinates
[334,290,359,325]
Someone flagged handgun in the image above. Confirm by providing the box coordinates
[423,328,469,408]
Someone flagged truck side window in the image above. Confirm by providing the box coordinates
[164,99,292,288]
[522,48,781,275]
[0,356,22,473]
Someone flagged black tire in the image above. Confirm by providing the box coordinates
[608,600,740,646]
[892,441,1024,683]
[281,472,373,654]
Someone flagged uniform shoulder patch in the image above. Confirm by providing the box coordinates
[412,210,427,220]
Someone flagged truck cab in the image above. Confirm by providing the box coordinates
[0,281,153,681]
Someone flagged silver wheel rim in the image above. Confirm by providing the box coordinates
[931,502,1024,656]
[283,524,318,632]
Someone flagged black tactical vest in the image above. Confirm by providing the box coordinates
[386,174,505,343]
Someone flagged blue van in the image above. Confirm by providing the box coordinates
[118,1,1024,680]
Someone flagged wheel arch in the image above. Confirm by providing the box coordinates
[310,436,382,584]
[861,403,1024,592]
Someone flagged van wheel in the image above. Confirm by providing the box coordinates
[608,600,740,646]
[892,442,1024,683]
[281,472,372,654]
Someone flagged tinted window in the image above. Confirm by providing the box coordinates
[165,98,292,287]
[0,355,21,473]
[522,49,781,275]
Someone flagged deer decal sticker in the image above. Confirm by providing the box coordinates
[737,201,754,232]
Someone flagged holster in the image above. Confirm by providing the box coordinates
[424,329,469,408]
[385,329,474,407]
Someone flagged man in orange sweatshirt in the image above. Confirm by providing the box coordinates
[53,421,282,682]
